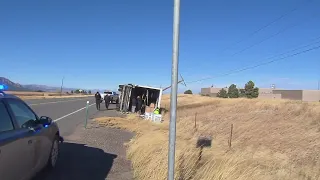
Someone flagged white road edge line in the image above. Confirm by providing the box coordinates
[54,103,96,122]
[29,98,86,106]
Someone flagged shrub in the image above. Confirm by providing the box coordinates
[217,88,228,98]
[184,90,193,94]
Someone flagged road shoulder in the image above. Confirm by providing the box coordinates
[34,109,133,180]
[66,120,134,180]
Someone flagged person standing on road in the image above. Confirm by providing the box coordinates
[104,94,111,110]
[95,91,102,111]
[131,96,137,113]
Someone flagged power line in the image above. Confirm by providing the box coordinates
[185,36,320,84]
[231,12,317,56]
[187,44,320,84]
[187,36,320,84]
[259,36,320,59]
[220,0,312,53]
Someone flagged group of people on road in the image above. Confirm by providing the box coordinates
[94,91,111,111]
[94,91,149,114]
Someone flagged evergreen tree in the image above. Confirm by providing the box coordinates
[244,81,259,98]
[217,88,228,98]
[184,89,193,94]
[228,84,239,98]
[239,89,246,97]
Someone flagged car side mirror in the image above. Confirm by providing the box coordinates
[39,116,53,126]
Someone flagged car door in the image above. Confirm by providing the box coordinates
[0,100,33,180]
[7,99,53,176]
[5,98,40,180]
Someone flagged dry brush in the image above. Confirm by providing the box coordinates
[96,94,320,180]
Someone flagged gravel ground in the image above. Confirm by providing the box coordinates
[33,109,134,180]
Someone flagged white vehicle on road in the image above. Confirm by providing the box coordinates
[101,91,119,104]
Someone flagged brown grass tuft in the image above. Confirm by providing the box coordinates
[95,94,320,180]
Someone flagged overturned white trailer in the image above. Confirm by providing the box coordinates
[118,84,163,112]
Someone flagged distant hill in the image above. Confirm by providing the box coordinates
[23,84,88,92]
[0,77,31,91]
[23,84,62,92]
[0,77,98,92]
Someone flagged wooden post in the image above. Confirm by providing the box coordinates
[194,112,197,131]
[198,146,203,162]
[228,124,233,149]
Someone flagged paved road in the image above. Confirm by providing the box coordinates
[26,97,132,180]
[25,97,93,106]
[28,97,115,136]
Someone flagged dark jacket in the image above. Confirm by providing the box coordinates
[95,93,101,101]
[137,98,142,107]
[104,95,111,102]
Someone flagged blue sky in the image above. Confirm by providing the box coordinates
[1,0,319,92]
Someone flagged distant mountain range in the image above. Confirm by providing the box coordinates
[0,77,31,91]
[0,77,100,92]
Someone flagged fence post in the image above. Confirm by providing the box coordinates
[228,124,233,149]
[194,112,197,131]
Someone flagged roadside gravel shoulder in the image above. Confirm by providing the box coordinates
[34,108,134,180]
[69,123,133,180]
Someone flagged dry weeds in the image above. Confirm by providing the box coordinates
[5,91,93,99]
[19,95,93,99]
[95,94,320,180]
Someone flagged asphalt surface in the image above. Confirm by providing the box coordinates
[33,122,133,180]
[28,97,110,136]
[25,97,92,105]
[26,97,133,180]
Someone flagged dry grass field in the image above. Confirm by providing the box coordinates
[95,94,320,180]
[5,91,93,99]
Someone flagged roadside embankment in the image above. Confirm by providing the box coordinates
[95,94,320,180]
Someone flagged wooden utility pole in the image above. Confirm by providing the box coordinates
[60,76,64,96]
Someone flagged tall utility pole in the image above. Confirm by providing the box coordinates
[60,76,65,96]
[168,0,181,179]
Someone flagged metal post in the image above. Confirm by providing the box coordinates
[85,101,89,129]
[168,0,181,179]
